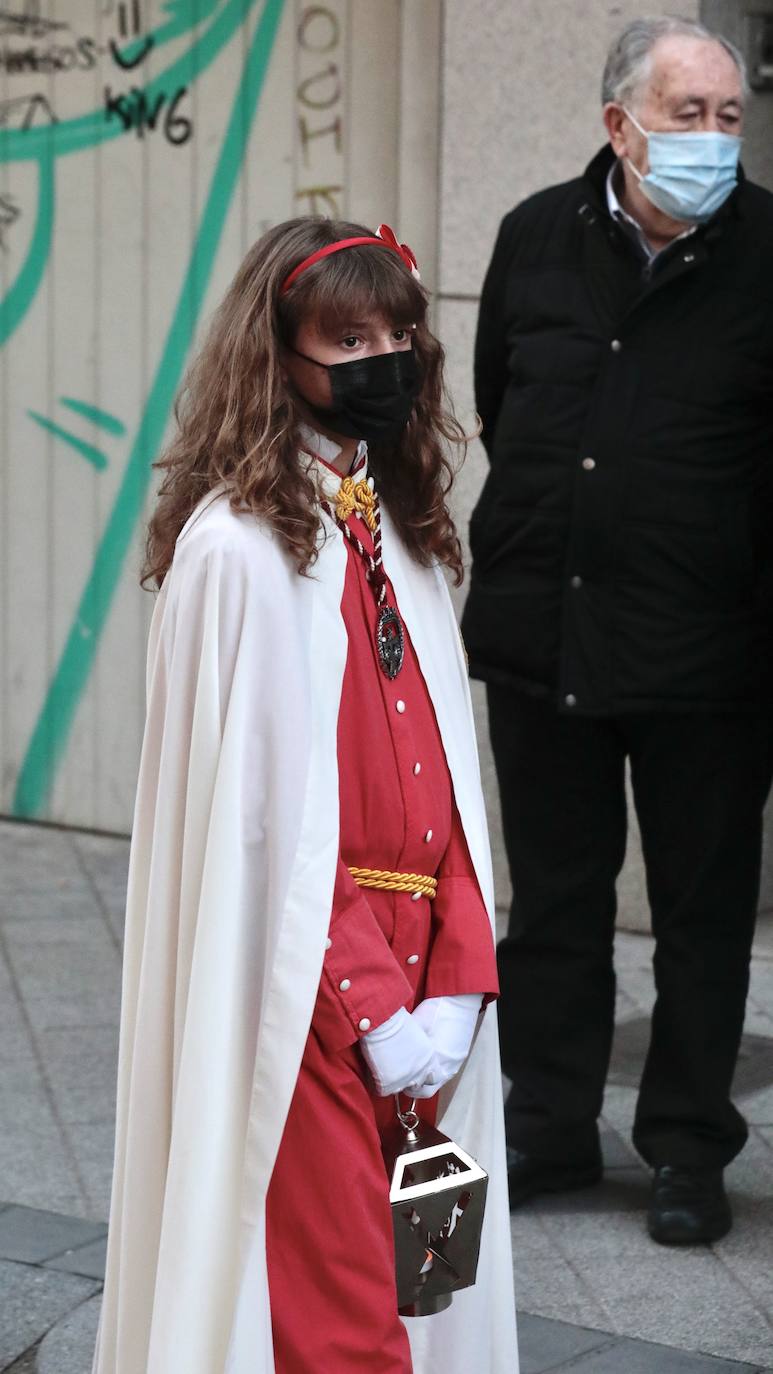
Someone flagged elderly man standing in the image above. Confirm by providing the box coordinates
[462,15,773,1245]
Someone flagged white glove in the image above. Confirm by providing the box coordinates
[360,1006,440,1099]
[410,994,482,1086]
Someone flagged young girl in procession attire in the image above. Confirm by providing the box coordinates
[93,218,517,1374]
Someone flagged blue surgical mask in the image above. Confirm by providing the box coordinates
[623,108,741,224]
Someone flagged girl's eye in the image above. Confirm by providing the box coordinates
[392,329,408,342]
[341,336,361,349]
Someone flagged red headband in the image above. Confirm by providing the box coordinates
[280,223,419,295]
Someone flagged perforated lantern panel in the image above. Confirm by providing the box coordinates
[382,1122,488,1311]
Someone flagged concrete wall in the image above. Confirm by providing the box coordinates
[2,0,771,927]
[703,0,773,186]
[438,0,773,931]
[0,0,441,831]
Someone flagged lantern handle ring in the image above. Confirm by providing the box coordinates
[395,1095,420,1131]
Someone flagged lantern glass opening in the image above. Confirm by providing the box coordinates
[403,1152,465,1187]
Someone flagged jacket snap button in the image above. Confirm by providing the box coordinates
[582,457,596,471]
[571,575,583,589]
[565,693,577,707]
[610,339,622,353]
[684,252,695,263]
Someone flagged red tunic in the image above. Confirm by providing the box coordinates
[266,451,498,1374]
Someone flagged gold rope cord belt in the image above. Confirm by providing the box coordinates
[348,866,437,899]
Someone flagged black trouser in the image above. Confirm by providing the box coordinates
[488,688,773,1170]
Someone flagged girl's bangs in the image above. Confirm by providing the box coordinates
[291,244,426,337]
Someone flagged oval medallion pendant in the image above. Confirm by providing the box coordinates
[377,605,404,679]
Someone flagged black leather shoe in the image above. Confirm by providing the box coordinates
[506,1146,603,1209]
[648,1166,732,1245]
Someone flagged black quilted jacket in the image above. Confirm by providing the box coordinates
[461,144,773,714]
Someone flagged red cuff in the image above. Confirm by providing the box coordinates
[423,874,499,1004]
[311,863,413,1052]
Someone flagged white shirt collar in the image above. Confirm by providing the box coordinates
[298,423,369,503]
[605,161,696,261]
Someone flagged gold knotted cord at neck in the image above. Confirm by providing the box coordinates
[335,476,377,533]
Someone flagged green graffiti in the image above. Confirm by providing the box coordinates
[60,399,127,437]
[155,0,225,42]
[0,1,262,345]
[12,0,286,818]
[0,147,54,348]
[0,0,258,164]
[27,411,110,471]
[24,397,127,476]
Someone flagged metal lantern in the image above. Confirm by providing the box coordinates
[381,1099,488,1318]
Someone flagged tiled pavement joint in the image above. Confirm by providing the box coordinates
[0,1205,106,1373]
[0,918,92,1215]
[3,821,773,1372]
[1,1201,771,1373]
[67,833,124,961]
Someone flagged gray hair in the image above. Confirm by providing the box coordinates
[602,15,749,108]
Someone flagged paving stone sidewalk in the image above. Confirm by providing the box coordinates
[2,818,773,1372]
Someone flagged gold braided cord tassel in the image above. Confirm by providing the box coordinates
[334,476,358,522]
[353,479,377,533]
[348,866,437,899]
[335,477,377,533]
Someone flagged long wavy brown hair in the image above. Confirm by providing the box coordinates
[144,217,468,587]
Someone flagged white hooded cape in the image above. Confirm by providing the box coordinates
[93,492,518,1374]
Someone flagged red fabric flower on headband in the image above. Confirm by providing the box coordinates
[375,224,420,280]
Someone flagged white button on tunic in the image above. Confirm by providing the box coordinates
[325,937,332,950]
[406,954,419,965]
[359,1018,371,1031]
[424,829,433,843]
[339,978,351,992]
[411,891,422,902]
[413,762,421,775]
[396,700,406,714]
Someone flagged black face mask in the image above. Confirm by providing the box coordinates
[290,347,421,443]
